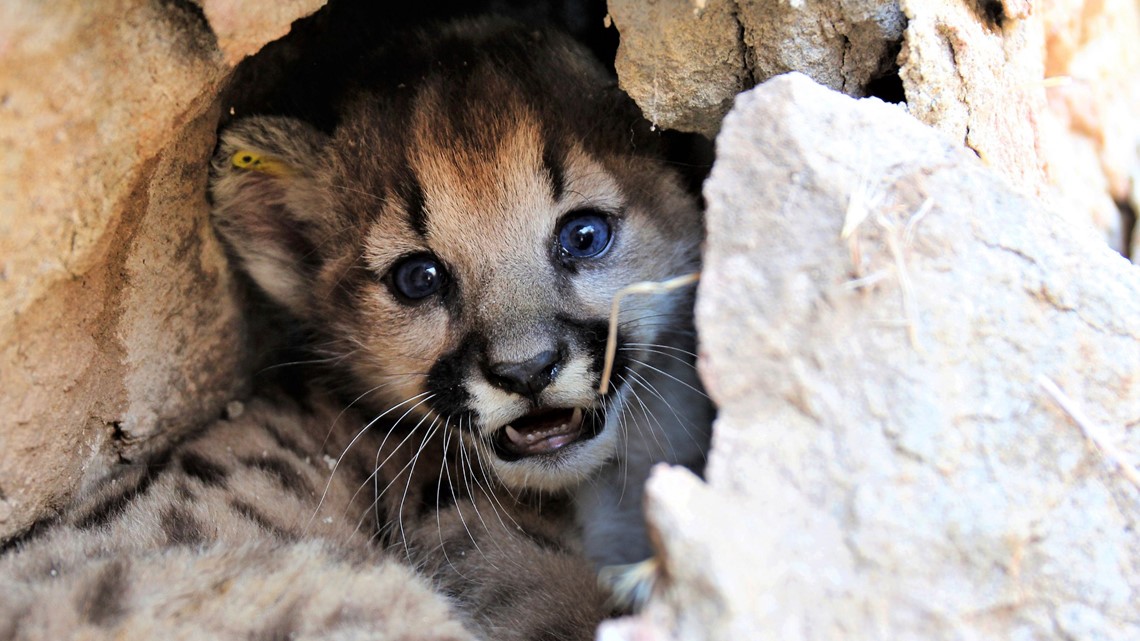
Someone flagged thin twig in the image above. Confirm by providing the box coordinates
[1038,375,1140,490]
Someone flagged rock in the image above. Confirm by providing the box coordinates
[897,0,1140,251]
[198,0,326,66]
[609,0,1139,247]
[0,0,323,539]
[1039,0,1140,251]
[898,0,1048,196]
[602,73,1140,641]
[1041,0,1140,201]
[608,0,906,139]
[737,0,906,96]
[608,0,750,138]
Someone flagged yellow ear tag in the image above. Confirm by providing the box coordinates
[231,150,293,177]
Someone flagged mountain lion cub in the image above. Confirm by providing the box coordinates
[0,17,710,640]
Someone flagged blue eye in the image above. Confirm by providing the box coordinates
[557,211,612,259]
[390,254,445,301]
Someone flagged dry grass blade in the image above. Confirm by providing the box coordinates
[1038,375,1140,490]
[598,273,701,395]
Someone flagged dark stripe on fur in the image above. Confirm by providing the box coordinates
[329,257,374,316]
[230,498,296,541]
[400,169,428,238]
[78,559,128,627]
[173,481,196,502]
[518,528,565,554]
[542,134,566,202]
[261,416,314,461]
[425,332,480,420]
[556,315,627,393]
[74,464,162,530]
[162,505,205,546]
[0,515,59,553]
[239,454,314,498]
[421,474,463,514]
[179,451,229,488]
[439,262,464,321]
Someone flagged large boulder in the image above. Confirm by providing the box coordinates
[603,73,1140,641]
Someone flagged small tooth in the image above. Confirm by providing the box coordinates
[505,425,524,444]
[572,407,583,424]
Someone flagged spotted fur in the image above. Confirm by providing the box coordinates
[0,393,606,640]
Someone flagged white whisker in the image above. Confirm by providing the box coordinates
[624,357,710,400]
[305,390,432,534]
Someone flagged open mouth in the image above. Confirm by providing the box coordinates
[492,407,603,461]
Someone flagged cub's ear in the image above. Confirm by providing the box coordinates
[209,116,333,316]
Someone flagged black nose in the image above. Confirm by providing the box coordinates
[484,349,562,397]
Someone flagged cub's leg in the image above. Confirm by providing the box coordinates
[404,495,612,641]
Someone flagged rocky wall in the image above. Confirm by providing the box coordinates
[0,0,325,539]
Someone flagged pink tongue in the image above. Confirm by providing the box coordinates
[502,409,583,456]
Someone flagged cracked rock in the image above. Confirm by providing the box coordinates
[608,0,751,138]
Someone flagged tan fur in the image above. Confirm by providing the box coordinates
[0,394,606,640]
[1,541,473,641]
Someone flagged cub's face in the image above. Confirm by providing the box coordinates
[211,22,702,491]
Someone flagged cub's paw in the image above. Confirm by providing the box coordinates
[598,556,661,614]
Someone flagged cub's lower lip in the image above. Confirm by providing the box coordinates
[493,407,600,461]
